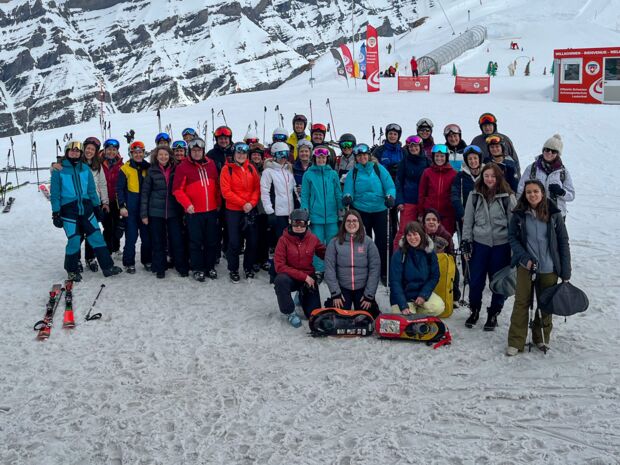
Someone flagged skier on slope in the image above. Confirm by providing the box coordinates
[50,140,122,281]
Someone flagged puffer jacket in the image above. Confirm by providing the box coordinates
[470,132,520,172]
[140,163,179,219]
[102,155,122,206]
[462,190,517,247]
[88,163,109,206]
[373,142,403,179]
[324,234,381,298]
[395,151,429,206]
[293,158,311,187]
[206,145,234,172]
[260,159,296,216]
[450,165,479,221]
[50,159,100,217]
[508,200,571,280]
[274,229,327,281]
[389,239,439,310]
[342,161,396,213]
[418,162,457,221]
[116,159,150,214]
[300,164,342,225]
[517,155,575,216]
[220,160,261,211]
[287,132,310,160]
[172,157,221,213]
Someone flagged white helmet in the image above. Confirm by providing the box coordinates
[272,127,288,142]
[297,139,313,150]
[271,142,290,158]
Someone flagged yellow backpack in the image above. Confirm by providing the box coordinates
[434,252,456,318]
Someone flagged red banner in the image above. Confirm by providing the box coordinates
[339,44,354,77]
[454,76,490,94]
[366,25,380,92]
[397,76,430,91]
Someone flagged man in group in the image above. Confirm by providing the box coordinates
[470,113,520,174]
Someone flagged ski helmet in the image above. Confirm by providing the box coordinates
[297,139,313,151]
[83,136,101,153]
[155,133,171,144]
[182,128,197,138]
[272,127,288,143]
[214,126,233,139]
[416,118,434,131]
[310,123,327,134]
[103,139,120,149]
[289,208,310,224]
[339,133,356,149]
[478,112,497,131]
[405,135,423,146]
[463,145,482,168]
[129,141,146,152]
[353,143,371,156]
[244,130,259,144]
[271,142,290,159]
[292,114,308,130]
[385,123,402,140]
[188,138,206,150]
[172,140,188,152]
[443,124,462,136]
[65,140,83,155]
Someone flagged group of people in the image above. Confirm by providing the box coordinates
[49,111,575,354]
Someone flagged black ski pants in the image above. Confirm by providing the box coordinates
[274,273,321,318]
[359,209,389,279]
[187,211,219,273]
[150,216,188,274]
[102,202,121,253]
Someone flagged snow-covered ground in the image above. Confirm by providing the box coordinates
[2,0,620,463]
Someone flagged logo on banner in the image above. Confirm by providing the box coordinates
[585,61,600,76]
[473,82,480,89]
[589,77,604,102]
[415,81,421,87]
[367,37,377,48]
[343,55,351,66]
[368,70,380,90]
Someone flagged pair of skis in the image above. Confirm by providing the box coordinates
[2,197,14,213]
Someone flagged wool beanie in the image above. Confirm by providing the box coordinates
[543,134,563,156]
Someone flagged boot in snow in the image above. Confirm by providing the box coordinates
[483,307,500,331]
[102,266,122,277]
[465,305,480,328]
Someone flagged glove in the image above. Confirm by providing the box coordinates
[342,196,353,207]
[460,240,472,256]
[267,213,277,230]
[93,206,103,222]
[52,212,63,229]
[548,184,566,199]
[384,196,395,208]
[115,219,126,240]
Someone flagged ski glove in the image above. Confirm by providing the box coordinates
[52,212,63,229]
[460,240,472,256]
[342,196,353,207]
[384,195,395,208]
[548,184,566,198]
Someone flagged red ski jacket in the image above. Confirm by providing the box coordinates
[419,163,457,223]
[172,157,221,213]
[102,156,123,205]
[219,160,261,211]
[274,229,326,282]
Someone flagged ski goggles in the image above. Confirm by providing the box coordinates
[353,143,371,155]
[245,138,259,145]
[182,128,197,137]
[234,143,250,154]
[103,139,120,149]
[313,148,330,157]
[431,144,449,154]
[290,220,308,227]
[339,141,354,149]
[478,113,497,125]
[273,133,288,142]
[443,124,461,136]
[485,135,502,145]
[129,141,146,152]
[83,137,101,148]
[188,139,206,149]
[214,126,232,138]
[386,123,402,134]
[273,150,290,159]
[463,145,482,156]
[311,123,327,133]
[172,140,188,150]
[405,135,423,145]
[66,141,83,152]
[417,126,431,133]
[155,132,171,143]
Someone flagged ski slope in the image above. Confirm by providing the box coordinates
[1,0,620,463]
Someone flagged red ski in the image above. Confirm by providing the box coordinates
[34,284,64,340]
[62,280,75,329]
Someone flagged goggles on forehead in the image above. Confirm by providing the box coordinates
[353,143,370,155]
[311,123,327,133]
[479,113,497,125]
[130,141,146,152]
[443,124,461,136]
[234,143,250,154]
[66,141,83,152]
[291,220,308,227]
[406,135,423,145]
[188,139,206,149]
[172,140,187,150]
[246,138,259,144]
[431,144,449,154]
[463,145,482,156]
[273,133,288,142]
[485,135,502,145]
[214,126,232,137]
[182,128,197,137]
[104,139,120,149]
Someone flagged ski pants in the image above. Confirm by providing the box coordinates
[467,241,511,312]
[507,267,556,350]
[310,222,338,273]
[255,213,270,266]
[150,216,188,274]
[187,211,219,273]
[359,209,388,279]
[393,203,420,251]
[226,209,258,273]
[269,214,289,246]
[62,212,113,273]
[325,288,380,319]
[389,293,445,316]
[274,273,321,318]
[123,212,151,267]
[102,202,121,253]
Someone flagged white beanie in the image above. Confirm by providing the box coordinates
[543,134,563,156]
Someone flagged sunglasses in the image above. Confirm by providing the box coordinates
[234,143,250,153]
[353,144,370,155]
[273,150,290,159]
[340,141,354,149]
[104,139,120,149]
[543,148,559,155]
[273,134,288,142]
[291,220,307,227]
[313,148,329,157]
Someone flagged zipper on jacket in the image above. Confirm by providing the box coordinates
[350,235,355,290]
[72,164,84,216]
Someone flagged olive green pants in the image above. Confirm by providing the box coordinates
[507,267,557,351]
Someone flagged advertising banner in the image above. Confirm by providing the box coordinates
[397,76,430,91]
[366,25,380,92]
[454,76,490,94]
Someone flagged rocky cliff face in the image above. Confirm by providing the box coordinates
[0,0,420,137]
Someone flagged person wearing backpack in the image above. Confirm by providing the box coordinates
[461,163,517,331]
[517,134,574,217]
[505,179,571,356]
[342,143,396,285]
[451,145,483,237]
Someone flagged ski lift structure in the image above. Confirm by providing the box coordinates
[417,26,487,75]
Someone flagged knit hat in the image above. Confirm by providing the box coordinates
[543,134,563,156]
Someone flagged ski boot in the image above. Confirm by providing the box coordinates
[252,263,261,273]
[143,263,152,272]
[77,261,84,273]
[125,265,136,274]
[483,307,500,331]
[103,266,123,277]
[193,271,205,282]
[230,271,240,283]
[86,259,99,272]
[244,269,255,279]
[156,271,165,279]
[465,305,480,328]
[67,271,82,282]
[287,313,302,328]
[208,269,218,280]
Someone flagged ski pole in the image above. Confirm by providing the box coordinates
[254,120,258,133]
[157,109,162,133]
[203,121,208,142]
[165,123,173,140]
[326,98,337,140]
[217,109,227,126]
[262,106,267,142]
[274,105,279,127]
[309,99,313,125]
[372,125,376,146]
[9,138,18,185]
[32,140,40,185]
[527,262,538,352]
[85,284,105,321]
[211,109,215,142]
[385,207,390,294]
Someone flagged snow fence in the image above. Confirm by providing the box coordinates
[418,26,487,75]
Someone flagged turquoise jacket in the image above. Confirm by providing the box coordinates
[300,164,342,225]
[50,159,100,217]
[343,161,396,213]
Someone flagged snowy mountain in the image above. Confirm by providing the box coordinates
[0,0,425,138]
